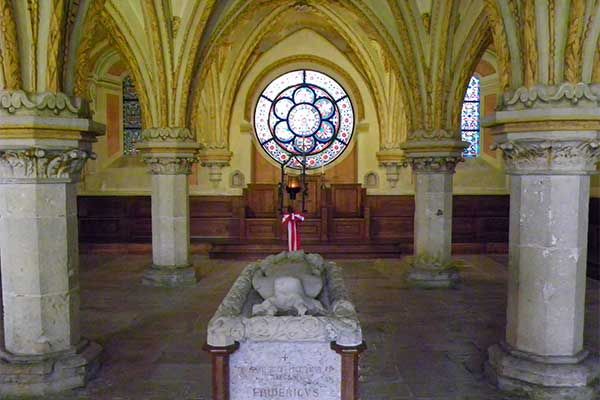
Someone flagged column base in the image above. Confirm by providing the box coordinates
[486,344,600,400]
[0,339,102,397]
[142,264,198,287]
[406,266,460,289]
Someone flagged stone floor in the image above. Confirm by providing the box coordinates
[5,254,600,399]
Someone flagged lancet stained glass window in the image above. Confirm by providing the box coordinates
[122,75,142,155]
[461,76,481,158]
[253,70,355,170]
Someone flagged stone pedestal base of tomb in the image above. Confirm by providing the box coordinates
[0,339,102,397]
[204,251,365,400]
[486,344,600,400]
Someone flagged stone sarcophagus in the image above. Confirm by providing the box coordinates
[204,251,365,400]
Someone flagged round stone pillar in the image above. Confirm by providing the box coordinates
[401,137,467,288]
[484,85,600,399]
[137,128,200,287]
[0,90,103,396]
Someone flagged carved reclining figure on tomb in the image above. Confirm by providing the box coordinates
[251,258,326,316]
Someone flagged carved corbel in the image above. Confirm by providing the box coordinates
[197,149,233,186]
[376,150,405,188]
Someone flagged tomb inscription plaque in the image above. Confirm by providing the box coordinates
[230,341,340,400]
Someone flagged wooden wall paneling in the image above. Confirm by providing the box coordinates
[244,184,279,217]
[330,219,364,239]
[367,196,414,217]
[330,184,363,217]
[78,194,600,278]
[245,218,279,240]
[298,219,322,242]
[128,196,152,242]
[283,176,322,217]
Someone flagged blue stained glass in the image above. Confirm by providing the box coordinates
[122,75,142,155]
[253,70,355,170]
[461,76,480,158]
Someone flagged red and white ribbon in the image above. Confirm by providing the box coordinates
[282,212,305,251]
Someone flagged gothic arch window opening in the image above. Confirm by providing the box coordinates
[122,75,142,156]
[461,75,481,158]
[253,69,355,170]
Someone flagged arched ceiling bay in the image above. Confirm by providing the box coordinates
[187,0,411,151]
[0,0,495,143]
[99,0,218,127]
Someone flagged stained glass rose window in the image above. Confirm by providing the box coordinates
[254,70,355,169]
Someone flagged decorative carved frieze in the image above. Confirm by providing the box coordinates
[141,127,195,143]
[492,139,600,175]
[501,83,600,110]
[404,156,463,174]
[0,148,94,182]
[0,90,84,116]
[142,155,197,175]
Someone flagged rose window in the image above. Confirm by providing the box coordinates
[254,70,355,170]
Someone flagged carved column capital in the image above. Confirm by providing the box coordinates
[404,155,463,174]
[142,155,197,175]
[0,147,95,183]
[136,127,201,175]
[492,139,600,175]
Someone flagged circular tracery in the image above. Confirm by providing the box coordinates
[254,70,355,170]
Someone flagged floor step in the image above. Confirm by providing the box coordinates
[207,241,408,259]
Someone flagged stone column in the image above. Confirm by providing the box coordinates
[484,86,600,399]
[401,138,466,288]
[0,91,103,396]
[137,128,200,287]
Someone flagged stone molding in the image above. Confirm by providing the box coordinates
[492,139,600,175]
[404,155,463,174]
[0,147,94,183]
[141,127,195,143]
[0,90,84,117]
[408,128,457,141]
[142,155,197,175]
[207,251,363,347]
[501,82,600,110]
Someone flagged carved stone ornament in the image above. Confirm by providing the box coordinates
[408,128,458,141]
[142,155,197,175]
[492,139,600,175]
[141,127,195,143]
[207,251,363,347]
[380,161,402,187]
[0,90,84,116]
[0,148,94,183]
[405,155,463,174]
[501,83,600,110]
